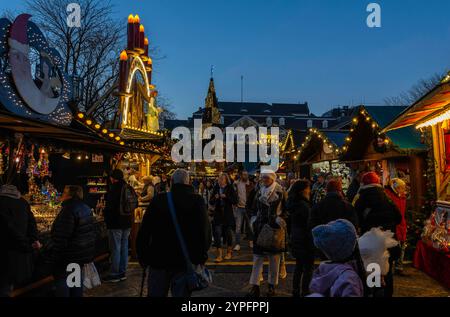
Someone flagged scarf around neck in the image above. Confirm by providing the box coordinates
[259,181,277,205]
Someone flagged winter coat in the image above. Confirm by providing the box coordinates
[155,181,169,195]
[354,185,402,235]
[49,198,95,276]
[0,185,38,285]
[249,182,285,255]
[202,186,215,216]
[346,178,360,203]
[136,184,212,270]
[309,261,364,297]
[310,192,358,230]
[104,180,132,229]
[246,183,260,217]
[234,180,255,209]
[286,195,314,260]
[140,183,155,203]
[385,187,407,242]
[209,184,238,227]
[311,182,326,205]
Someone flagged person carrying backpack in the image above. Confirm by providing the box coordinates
[103,169,138,282]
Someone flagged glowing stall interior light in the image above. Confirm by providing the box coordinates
[416,108,450,129]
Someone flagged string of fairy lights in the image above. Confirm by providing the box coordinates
[75,112,167,155]
[340,108,390,153]
[295,128,341,161]
[295,107,392,160]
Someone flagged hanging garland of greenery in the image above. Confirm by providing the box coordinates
[406,129,436,258]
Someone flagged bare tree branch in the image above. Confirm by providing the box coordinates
[384,72,446,106]
[25,0,164,122]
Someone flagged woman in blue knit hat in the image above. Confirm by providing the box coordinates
[309,219,366,297]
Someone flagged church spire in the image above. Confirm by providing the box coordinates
[205,77,218,109]
[202,77,221,127]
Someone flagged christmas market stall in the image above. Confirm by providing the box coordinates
[383,72,450,288]
[0,13,162,295]
[295,129,350,189]
[340,105,427,214]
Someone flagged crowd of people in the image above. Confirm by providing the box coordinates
[0,165,408,298]
[136,168,406,298]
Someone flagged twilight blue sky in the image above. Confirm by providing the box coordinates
[2,0,450,119]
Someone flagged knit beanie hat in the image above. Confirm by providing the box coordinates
[361,172,380,186]
[312,219,357,262]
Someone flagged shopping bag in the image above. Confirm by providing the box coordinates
[83,262,101,289]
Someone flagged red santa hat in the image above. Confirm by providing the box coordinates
[361,172,380,186]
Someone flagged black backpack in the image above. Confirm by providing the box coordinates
[120,183,139,216]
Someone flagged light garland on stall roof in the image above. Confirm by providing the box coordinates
[297,128,342,159]
[123,124,164,136]
[340,107,390,153]
[416,108,450,129]
[75,112,167,154]
[76,112,127,146]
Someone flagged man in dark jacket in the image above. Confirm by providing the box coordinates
[50,185,95,297]
[136,169,211,297]
[310,179,358,230]
[103,169,133,282]
[0,184,40,297]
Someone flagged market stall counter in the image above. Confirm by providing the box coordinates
[414,240,450,289]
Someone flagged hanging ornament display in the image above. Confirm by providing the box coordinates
[26,144,37,176]
[36,146,50,178]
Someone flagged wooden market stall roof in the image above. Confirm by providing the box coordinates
[340,105,426,162]
[0,110,159,155]
[297,129,348,165]
[365,106,426,151]
[383,72,450,131]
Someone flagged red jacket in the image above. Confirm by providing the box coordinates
[385,188,407,242]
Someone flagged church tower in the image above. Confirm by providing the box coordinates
[202,77,222,128]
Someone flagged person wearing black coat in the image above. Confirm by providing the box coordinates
[0,184,40,297]
[136,169,212,297]
[50,185,95,297]
[209,173,238,262]
[346,171,363,203]
[354,182,401,235]
[286,180,315,297]
[310,179,358,230]
[103,169,133,282]
[353,172,402,298]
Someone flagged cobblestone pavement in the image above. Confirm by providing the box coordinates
[86,245,450,297]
